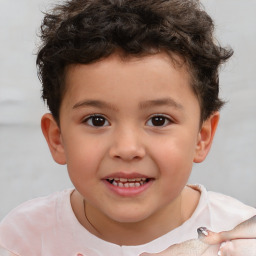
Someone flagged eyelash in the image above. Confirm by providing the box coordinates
[82,114,173,128]
[146,114,173,127]
[83,114,110,127]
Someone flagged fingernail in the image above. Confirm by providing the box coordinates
[220,242,226,249]
[197,227,209,236]
[217,242,226,256]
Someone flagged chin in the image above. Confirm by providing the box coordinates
[107,209,152,224]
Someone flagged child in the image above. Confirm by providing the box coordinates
[0,0,255,255]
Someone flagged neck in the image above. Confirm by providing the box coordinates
[86,197,183,245]
[71,186,200,245]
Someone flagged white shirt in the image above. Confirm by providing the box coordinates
[0,185,255,256]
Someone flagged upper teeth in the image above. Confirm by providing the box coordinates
[112,178,146,182]
[107,177,147,187]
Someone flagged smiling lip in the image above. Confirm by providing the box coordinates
[102,172,154,197]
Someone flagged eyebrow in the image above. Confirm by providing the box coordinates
[72,100,118,111]
[73,97,183,111]
[139,98,183,110]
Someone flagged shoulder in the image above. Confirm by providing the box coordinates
[207,189,256,215]
[0,189,73,255]
[0,189,72,226]
[206,187,256,231]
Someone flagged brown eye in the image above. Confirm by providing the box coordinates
[84,115,109,127]
[146,115,171,127]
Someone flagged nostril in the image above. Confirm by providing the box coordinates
[109,145,146,161]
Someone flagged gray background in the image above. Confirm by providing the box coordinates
[0,0,255,220]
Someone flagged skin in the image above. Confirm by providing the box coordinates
[203,215,256,256]
[140,240,220,256]
[217,239,256,256]
[41,52,219,246]
[140,215,256,256]
[201,215,256,244]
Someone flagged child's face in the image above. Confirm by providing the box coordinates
[44,52,215,225]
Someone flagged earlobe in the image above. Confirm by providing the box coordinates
[41,113,66,165]
[193,112,220,163]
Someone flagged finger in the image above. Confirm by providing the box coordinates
[223,215,256,240]
[197,215,256,245]
[217,241,233,256]
[197,227,223,245]
[218,239,256,256]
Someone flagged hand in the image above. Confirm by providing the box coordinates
[216,239,256,256]
[198,215,256,256]
[140,215,256,256]
[140,239,219,256]
[199,215,256,244]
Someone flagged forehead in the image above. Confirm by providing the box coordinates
[64,52,191,88]
[61,52,198,111]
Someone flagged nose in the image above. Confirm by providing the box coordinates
[109,126,146,161]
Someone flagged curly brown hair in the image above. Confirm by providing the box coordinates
[37,0,233,124]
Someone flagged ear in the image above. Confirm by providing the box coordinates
[41,113,66,165]
[193,112,220,163]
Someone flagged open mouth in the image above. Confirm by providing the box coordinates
[106,177,151,188]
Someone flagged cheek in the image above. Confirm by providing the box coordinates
[153,134,197,171]
[64,137,106,179]
[151,134,197,191]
